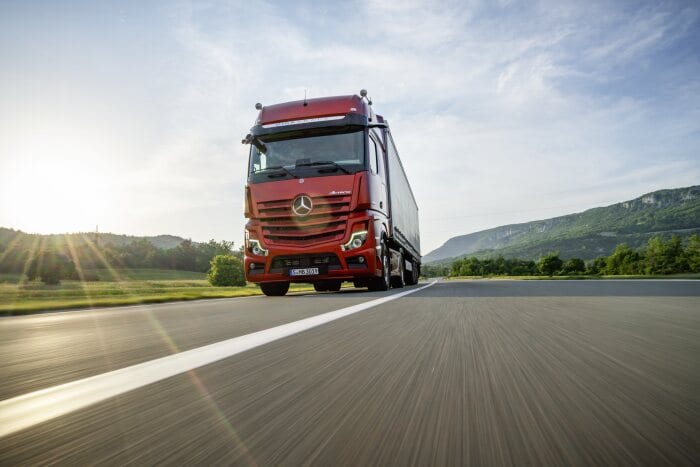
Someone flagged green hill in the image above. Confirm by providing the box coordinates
[0,229,186,251]
[424,185,700,263]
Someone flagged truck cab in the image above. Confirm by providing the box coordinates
[242,91,420,296]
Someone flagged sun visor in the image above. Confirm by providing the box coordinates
[250,113,369,138]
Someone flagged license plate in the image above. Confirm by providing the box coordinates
[289,267,320,277]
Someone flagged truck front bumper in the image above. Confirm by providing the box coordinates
[245,242,380,283]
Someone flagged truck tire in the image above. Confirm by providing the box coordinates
[326,280,342,292]
[353,279,369,288]
[368,240,390,292]
[390,251,405,288]
[260,282,290,296]
[313,283,328,292]
[406,259,419,285]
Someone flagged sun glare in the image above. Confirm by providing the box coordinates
[1,129,116,234]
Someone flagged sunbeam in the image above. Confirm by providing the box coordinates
[34,237,48,282]
[144,310,181,355]
[79,234,125,283]
[64,235,94,307]
[187,368,258,465]
[141,308,257,462]
[0,233,27,267]
[18,236,41,284]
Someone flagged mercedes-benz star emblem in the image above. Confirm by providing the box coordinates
[292,195,313,217]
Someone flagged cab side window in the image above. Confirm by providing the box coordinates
[369,137,379,174]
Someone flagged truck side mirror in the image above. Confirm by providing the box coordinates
[242,134,266,153]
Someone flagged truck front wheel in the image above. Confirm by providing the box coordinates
[368,241,390,292]
[260,282,290,296]
[314,281,341,292]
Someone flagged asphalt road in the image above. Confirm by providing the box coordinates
[1,280,699,465]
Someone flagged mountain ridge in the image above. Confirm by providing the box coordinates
[0,228,188,250]
[424,185,700,264]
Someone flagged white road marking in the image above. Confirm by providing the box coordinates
[0,281,436,437]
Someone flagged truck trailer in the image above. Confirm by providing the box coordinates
[242,90,421,296]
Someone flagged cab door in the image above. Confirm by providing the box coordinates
[367,129,388,216]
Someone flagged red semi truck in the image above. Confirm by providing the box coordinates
[242,90,420,296]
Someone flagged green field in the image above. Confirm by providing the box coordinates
[0,269,209,283]
[0,272,22,283]
[90,268,208,281]
[0,269,316,315]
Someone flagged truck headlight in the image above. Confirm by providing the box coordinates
[342,230,368,251]
[248,238,268,256]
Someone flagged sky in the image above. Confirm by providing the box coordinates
[1,0,699,254]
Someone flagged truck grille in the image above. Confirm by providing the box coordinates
[257,194,351,246]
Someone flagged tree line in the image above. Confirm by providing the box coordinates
[424,234,700,278]
[0,233,241,283]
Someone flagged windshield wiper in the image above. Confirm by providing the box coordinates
[253,166,299,179]
[295,161,350,174]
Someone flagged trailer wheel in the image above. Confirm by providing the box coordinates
[369,240,390,292]
[260,282,290,296]
[390,251,405,289]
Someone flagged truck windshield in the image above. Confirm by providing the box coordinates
[248,130,365,182]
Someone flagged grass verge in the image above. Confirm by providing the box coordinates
[0,275,317,315]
